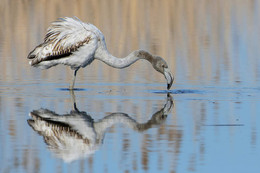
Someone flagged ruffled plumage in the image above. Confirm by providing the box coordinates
[28,17,100,67]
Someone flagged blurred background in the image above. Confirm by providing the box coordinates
[0,0,260,173]
[1,0,259,85]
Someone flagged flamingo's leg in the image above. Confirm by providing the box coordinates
[69,68,80,90]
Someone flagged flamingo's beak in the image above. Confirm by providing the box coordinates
[164,68,173,90]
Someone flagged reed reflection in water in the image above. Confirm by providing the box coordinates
[0,0,260,173]
[1,0,259,85]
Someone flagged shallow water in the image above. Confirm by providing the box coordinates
[1,0,260,173]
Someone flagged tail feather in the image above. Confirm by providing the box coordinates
[27,43,49,66]
[27,49,36,59]
[27,53,36,59]
[27,43,45,59]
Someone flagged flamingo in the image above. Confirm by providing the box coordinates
[27,17,173,90]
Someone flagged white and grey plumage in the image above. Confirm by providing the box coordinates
[28,17,173,90]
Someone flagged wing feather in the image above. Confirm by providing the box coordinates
[28,17,99,66]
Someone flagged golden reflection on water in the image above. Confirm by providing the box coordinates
[0,0,260,173]
[1,0,259,84]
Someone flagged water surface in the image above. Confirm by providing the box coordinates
[1,0,260,173]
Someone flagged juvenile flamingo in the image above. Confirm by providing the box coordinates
[28,17,173,90]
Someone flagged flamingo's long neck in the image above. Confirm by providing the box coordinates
[94,47,153,69]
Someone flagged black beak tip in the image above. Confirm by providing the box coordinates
[167,84,171,90]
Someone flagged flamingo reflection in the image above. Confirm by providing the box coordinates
[27,94,173,162]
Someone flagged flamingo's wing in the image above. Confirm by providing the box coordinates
[28,17,100,66]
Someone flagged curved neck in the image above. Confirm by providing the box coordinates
[94,113,138,129]
[94,47,154,69]
[93,113,138,138]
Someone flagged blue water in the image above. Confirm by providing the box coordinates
[1,1,260,173]
[1,83,260,173]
